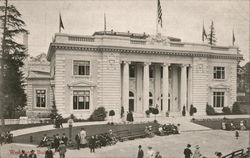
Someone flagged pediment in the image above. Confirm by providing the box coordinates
[67,80,96,87]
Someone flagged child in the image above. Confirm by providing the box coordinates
[235,130,239,139]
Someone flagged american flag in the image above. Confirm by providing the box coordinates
[158,0,162,28]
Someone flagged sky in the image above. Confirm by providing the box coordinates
[7,0,250,64]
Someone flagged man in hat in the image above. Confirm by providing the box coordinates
[184,144,192,158]
[155,151,162,158]
[28,150,37,158]
[45,146,53,158]
[19,150,27,158]
[137,145,144,158]
[58,141,67,158]
[193,145,202,158]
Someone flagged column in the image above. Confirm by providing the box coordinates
[162,63,170,114]
[143,62,150,113]
[180,64,187,111]
[187,65,193,112]
[122,61,130,113]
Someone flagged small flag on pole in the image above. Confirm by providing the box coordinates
[59,13,64,33]
[157,0,162,28]
[232,30,235,46]
[104,13,106,33]
[202,23,207,42]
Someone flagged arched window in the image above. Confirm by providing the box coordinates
[129,91,134,97]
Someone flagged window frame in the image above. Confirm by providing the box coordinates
[34,88,47,109]
[213,91,225,108]
[213,66,225,80]
[72,90,90,110]
[72,60,91,77]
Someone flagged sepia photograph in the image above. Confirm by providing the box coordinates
[0,0,249,157]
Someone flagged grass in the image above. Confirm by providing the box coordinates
[192,118,250,129]
[13,122,158,145]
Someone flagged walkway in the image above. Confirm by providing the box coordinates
[10,114,249,137]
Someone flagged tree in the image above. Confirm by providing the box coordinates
[207,21,217,45]
[0,0,28,119]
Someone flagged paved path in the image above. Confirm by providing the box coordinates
[11,114,249,137]
[1,130,249,158]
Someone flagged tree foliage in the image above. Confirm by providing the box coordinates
[207,21,217,45]
[0,2,28,118]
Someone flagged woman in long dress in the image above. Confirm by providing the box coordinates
[80,128,87,147]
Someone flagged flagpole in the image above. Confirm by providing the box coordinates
[104,13,106,35]
[156,0,158,35]
[59,13,61,33]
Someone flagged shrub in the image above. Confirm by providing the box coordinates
[151,107,159,121]
[145,110,151,115]
[222,107,231,114]
[182,106,186,116]
[49,104,59,120]
[89,107,107,121]
[232,102,242,114]
[109,110,115,123]
[189,104,197,116]
[120,106,124,118]
[206,103,216,115]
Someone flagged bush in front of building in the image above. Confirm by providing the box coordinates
[189,104,197,116]
[145,110,151,117]
[89,107,107,121]
[150,107,159,122]
[222,107,231,114]
[232,102,243,114]
[206,103,216,115]
[109,110,115,124]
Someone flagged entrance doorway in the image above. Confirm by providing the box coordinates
[129,91,134,112]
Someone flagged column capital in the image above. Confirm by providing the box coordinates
[143,62,151,66]
[123,60,131,64]
[181,64,189,68]
[162,63,171,67]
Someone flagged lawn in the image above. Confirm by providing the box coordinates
[13,122,158,145]
[192,117,250,129]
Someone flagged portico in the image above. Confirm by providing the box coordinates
[121,61,192,116]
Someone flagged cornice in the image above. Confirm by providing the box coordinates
[47,43,243,61]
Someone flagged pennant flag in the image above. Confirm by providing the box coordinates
[157,0,162,28]
[202,23,207,42]
[232,30,235,46]
[59,13,64,33]
[104,13,106,33]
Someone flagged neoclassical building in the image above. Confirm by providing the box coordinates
[26,31,242,119]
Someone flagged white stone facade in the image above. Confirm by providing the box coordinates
[26,31,242,119]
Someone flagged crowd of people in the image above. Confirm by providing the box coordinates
[0,131,13,145]
[156,124,180,136]
[221,119,247,131]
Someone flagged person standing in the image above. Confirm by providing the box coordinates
[193,145,202,158]
[54,134,60,152]
[89,136,96,153]
[80,128,87,148]
[28,150,37,158]
[235,130,239,139]
[19,150,28,158]
[184,144,192,158]
[137,145,144,158]
[61,133,68,146]
[75,132,81,150]
[45,146,54,158]
[147,146,155,158]
[58,141,67,158]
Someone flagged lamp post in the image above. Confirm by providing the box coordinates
[67,117,74,144]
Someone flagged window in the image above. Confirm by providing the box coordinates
[160,67,163,78]
[73,61,90,76]
[213,66,225,79]
[73,90,90,110]
[36,90,46,107]
[213,92,225,107]
[129,65,136,78]
[149,92,153,108]
[149,66,154,78]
